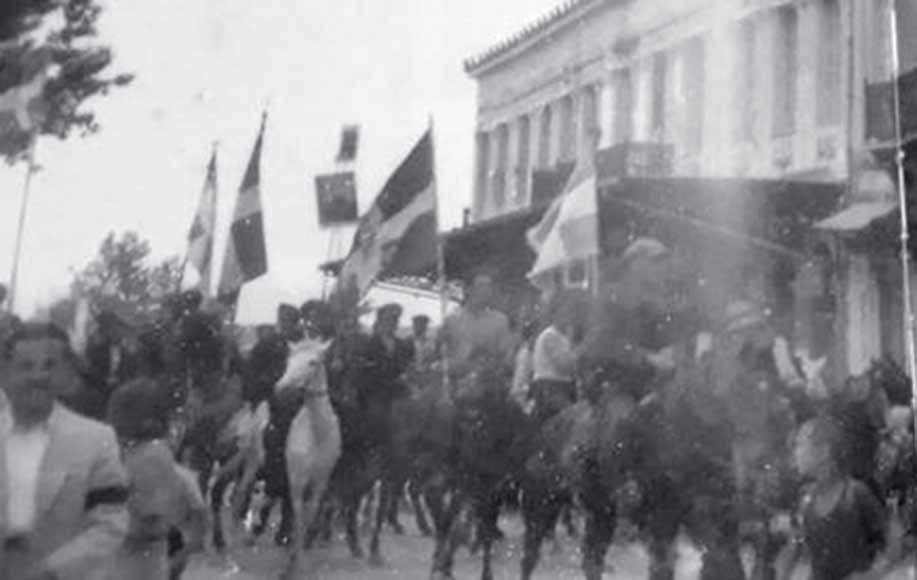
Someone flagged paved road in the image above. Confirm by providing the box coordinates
[182,513,707,580]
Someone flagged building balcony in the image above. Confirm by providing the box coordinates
[865,68,917,146]
[595,141,674,183]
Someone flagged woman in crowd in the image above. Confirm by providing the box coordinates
[106,378,208,580]
[787,415,892,580]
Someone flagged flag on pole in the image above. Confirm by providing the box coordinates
[186,149,219,295]
[339,129,437,295]
[526,159,599,284]
[337,125,359,163]
[218,114,269,306]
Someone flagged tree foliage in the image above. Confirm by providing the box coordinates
[72,231,181,319]
[0,0,132,161]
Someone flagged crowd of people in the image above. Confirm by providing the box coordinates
[0,232,915,579]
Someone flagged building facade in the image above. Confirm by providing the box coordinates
[466,0,911,222]
[464,0,917,375]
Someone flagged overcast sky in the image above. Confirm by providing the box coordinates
[0,0,561,322]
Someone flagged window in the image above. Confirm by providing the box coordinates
[559,95,576,162]
[493,124,509,210]
[580,85,600,158]
[682,36,706,151]
[817,0,843,126]
[735,19,757,142]
[651,52,668,139]
[538,105,553,167]
[474,132,490,216]
[773,5,799,137]
[516,115,531,202]
[613,68,633,144]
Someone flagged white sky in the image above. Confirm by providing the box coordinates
[0,0,561,322]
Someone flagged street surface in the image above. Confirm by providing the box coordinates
[183,512,707,579]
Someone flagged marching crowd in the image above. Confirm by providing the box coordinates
[0,233,915,579]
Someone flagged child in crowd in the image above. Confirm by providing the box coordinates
[787,415,891,580]
[106,378,208,580]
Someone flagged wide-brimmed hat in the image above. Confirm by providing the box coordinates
[724,300,767,333]
[620,237,669,266]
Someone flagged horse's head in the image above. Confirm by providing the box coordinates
[275,337,332,395]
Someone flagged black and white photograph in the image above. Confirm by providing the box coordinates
[0,1,916,578]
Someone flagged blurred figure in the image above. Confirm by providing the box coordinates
[439,270,517,384]
[0,322,128,580]
[411,314,436,375]
[530,291,587,424]
[790,416,887,580]
[107,378,207,580]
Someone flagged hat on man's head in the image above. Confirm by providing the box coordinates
[620,237,669,266]
[724,300,767,333]
[376,303,403,319]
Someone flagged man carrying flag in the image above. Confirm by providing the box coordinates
[185,147,218,295]
[218,114,269,307]
[339,128,437,296]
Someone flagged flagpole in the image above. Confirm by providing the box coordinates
[887,2,917,471]
[429,113,451,386]
[8,129,39,314]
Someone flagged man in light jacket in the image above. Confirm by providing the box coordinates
[0,322,128,580]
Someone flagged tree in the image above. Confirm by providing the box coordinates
[72,231,181,319]
[0,0,132,161]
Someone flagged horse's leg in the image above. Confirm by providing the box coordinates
[369,476,393,566]
[276,492,294,547]
[386,477,407,534]
[252,496,275,538]
[521,486,563,580]
[280,479,305,580]
[477,491,502,580]
[342,490,365,558]
[581,502,617,580]
[211,469,232,552]
[427,482,460,580]
[409,477,432,537]
[561,501,579,539]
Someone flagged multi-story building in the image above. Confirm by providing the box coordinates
[457,0,917,375]
[465,0,911,222]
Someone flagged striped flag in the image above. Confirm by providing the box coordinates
[339,129,437,296]
[526,159,599,284]
[218,114,269,306]
[186,150,218,295]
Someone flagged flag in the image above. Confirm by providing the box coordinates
[218,115,269,305]
[337,125,359,162]
[339,129,437,295]
[186,150,218,295]
[0,51,55,134]
[315,171,358,226]
[526,159,599,284]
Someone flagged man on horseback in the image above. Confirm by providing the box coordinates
[439,270,516,388]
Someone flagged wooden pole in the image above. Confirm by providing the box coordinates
[8,129,39,314]
[429,113,451,386]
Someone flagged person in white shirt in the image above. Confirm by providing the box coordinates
[530,292,587,423]
[1,322,128,580]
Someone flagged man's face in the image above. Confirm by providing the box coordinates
[377,312,399,337]
[4,338,68,425]
[413,319,428,338]
[469,275,495,308]
[278,311,302,341]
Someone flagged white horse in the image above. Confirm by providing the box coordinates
[276,337,342,579]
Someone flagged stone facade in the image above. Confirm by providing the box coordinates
[466,0,906,223]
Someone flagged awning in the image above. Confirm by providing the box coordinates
[815,201,898,231]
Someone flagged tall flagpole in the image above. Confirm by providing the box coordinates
[887,1,917,472]
[430,113,450,385]
[8,129,39,314]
